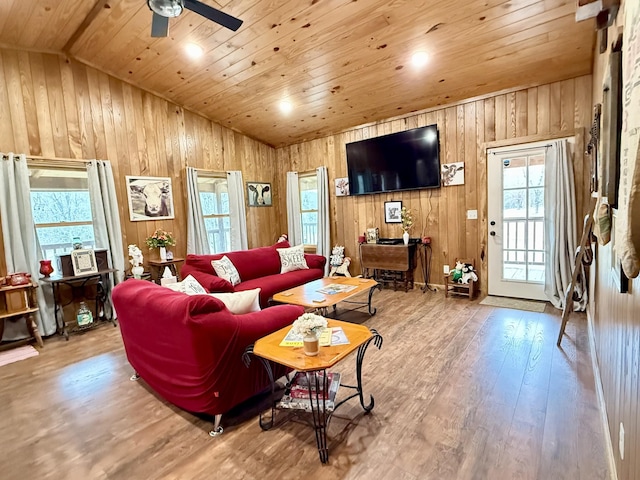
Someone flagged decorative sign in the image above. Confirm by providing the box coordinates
[71,249,98,276]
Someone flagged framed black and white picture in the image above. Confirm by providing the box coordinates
[247,182,272,206]
[71,249,98,276]
[126,176,175,221]
[384,201,402,223]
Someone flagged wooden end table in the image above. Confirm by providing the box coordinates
[271,276,382,317]
[243,319,383,463]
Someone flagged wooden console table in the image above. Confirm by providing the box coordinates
[359,243,417,292]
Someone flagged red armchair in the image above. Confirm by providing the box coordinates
[112,279,304,435]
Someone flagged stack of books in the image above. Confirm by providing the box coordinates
[278,371,341,412]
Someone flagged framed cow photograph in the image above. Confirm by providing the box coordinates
[126,176,175,221]
[247,182,272,207]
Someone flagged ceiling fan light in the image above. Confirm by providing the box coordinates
[148,0,183,18]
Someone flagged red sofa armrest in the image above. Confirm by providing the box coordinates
[304,253,326,271]
[234,304,304,345]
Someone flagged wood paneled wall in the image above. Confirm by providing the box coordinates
[275,76,593,293]
[589,2,640,479]
[0,47,282,275]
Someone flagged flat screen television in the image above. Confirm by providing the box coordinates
[346,124,441,195]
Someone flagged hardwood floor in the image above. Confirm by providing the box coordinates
[0,290,612,480]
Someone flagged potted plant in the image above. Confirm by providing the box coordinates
[291,313,328,356]
[145,229,176,261]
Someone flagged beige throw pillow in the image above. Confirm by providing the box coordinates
[277,244,309,274]
[211,255,241,286]
[163,274,208,295]
[209,288,261,314]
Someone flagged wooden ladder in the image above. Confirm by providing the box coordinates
[557,196,597,346]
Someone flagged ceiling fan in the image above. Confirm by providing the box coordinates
[147,0,243,37]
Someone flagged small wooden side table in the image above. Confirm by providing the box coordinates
[245,319,383,463]
[148,258,184,284]
[0,281,44,350]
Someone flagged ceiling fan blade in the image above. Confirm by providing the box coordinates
[184,0,243,31]
[151,12,170,37]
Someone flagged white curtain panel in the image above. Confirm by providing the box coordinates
[227,171,248,251]
[286,172,302,245]
[543,139,586,310]
[87,160,125,285]
[186,167,210,255]
[0,153,57,338]
[316,166,330,275]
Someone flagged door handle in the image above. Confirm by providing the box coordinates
[490,221,496,226]
[490,231,496,236]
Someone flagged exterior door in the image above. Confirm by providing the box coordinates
[487,141,550,301]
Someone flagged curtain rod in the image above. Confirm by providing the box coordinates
[1,153,96,163]
[489,144,552,155]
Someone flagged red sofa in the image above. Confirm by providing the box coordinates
[112,279,304,434]
[180,240,326,307]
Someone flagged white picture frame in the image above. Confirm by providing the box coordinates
[126,176,175,221]
[71,249,98,276]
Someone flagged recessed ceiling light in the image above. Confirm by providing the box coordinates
[411,51,430,68]
[185,43,204,59]
[279,100,293,114]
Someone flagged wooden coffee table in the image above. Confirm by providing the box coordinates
[272,276,382,317]
[243,319,383,463]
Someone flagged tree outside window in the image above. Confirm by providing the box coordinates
[29,167,96,260]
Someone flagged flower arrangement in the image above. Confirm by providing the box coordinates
[401,207,414,233]
[145,229,176,249]
[291,313,327,338]
[128,244,143,267]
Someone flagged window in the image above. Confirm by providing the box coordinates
[299,174,318,246]
[197,174,230,253]
[29,166,96,261]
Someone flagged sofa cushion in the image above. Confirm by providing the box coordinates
[209,288,261,314]
[212,256,241,286]
[185,270,234,293]
[277,244,309,273]
[236,269,323,307]
[164,274,208,295]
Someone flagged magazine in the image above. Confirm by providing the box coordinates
[279,327,332,347]
[278,372,341,412]
[279,327,349,347]
[317,283,357,295]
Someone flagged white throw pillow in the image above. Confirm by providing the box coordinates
[163,274,208,295]
[277,244,309,274]
[211,256,241,286]
[209,288,261,314]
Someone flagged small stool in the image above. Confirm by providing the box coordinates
[444,258,477,300]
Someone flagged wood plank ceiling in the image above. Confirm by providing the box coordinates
[0,0,595,147]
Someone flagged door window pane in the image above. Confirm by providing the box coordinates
[502,157,527,188]
[503,189,526,218]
